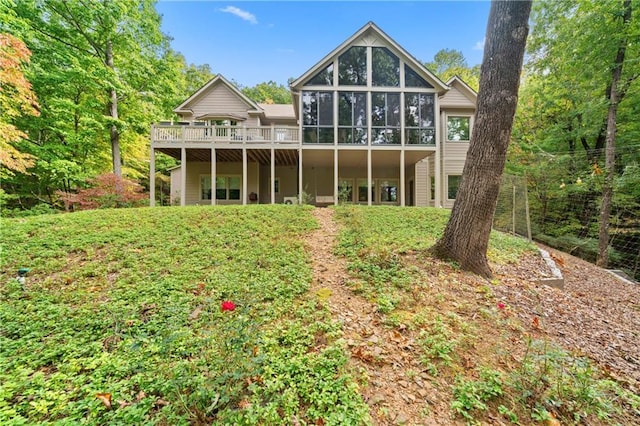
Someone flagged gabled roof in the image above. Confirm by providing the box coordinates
[290,21,449,92]
[446,76,478,102]
[173,74,263,114]
[257,103,295,120]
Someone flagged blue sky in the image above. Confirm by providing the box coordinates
[155,1,491,88]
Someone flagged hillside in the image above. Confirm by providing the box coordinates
[1,206,638,425]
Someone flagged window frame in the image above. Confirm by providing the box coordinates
[446,115,472,142]
[200,175,212,201]
[211,175,242,201]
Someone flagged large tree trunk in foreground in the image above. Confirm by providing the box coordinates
[433,0,532,278]
[597,0,632,268]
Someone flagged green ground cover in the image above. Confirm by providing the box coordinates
[1,206,368,425]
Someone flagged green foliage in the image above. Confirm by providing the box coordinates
[451,369,504,421]
[0,206,369,425]
[241,81,291,104]
[424,48,480,91]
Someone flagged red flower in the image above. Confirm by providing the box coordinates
[221,300,236,312]
[497,302,506,310]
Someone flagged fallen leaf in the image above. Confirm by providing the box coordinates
[117,400,132,408]
[154,398,170,407]
[532,316,540,329]
[96,392,112,409]
[237,399,251,409]
[135,390,146,401]
[188,306,203,320]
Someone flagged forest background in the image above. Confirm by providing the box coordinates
[1,0,638,279]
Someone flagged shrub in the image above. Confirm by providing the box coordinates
[57,173,147,210]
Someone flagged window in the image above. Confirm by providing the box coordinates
[338,179,354,203]
[430,176,435,200]
[201,175,212,200]
[405,93,435,145]
[306,63,333,86]
[379,180,398,203]
[302,91,334,143]
[371,93,400,144]
[447,116,471,141]
[216,176,241,200]
[338,46,367,86]
[447,175,461,200]
[338,92,367,144]
[270,178,280,194]
[357,179,375,202]
[372,47,399,87]
[405,64,433,88]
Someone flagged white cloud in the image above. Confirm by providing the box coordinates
[473,38,485,51]
[219,6,257,24]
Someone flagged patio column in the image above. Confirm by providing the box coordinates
[211,148,216,206]
[270,148,275,204]
[242,147,247,205]
[180,147,186,206]
[334,149,339,205]
[435,145,442,207]
[367,149,372,206]
[400,150,405,206]
[298,148,303,204]
[150,147,156,207]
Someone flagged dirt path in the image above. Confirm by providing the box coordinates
[304,208,453,426]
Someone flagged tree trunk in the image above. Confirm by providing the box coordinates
[597,0,631,267]
[433,0,532,278]
[106,39,122,177]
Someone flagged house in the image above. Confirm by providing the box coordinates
[150,22,476,208]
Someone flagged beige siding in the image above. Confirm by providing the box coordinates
[188,83,253,121]
[414,161,429,207]
[258,165,298,203]
[443,142,469,175]
[440,86,475,108]
[170,169,181,205]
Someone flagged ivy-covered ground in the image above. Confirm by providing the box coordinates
[1,206,367,425]
[1,205,638,425]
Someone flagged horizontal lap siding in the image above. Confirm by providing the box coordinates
[189,84,253,122]
[439,86,475,109]
[415,161,428,207]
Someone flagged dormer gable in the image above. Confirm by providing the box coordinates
[173,74,263,121]
[440,76,478,108]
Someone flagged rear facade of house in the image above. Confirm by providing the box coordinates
[150,22,476,208]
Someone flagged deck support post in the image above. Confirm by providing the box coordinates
[367,149,372,206]
[400,150,405,206]
[150,146,156,207]
[270,148,275,204]
[211,148,216,205]
[242,148,247,205]
[334,149,339,205]
[180,147,186,206]
[298,148,303,204]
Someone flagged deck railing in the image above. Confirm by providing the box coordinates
[152,124,300,146]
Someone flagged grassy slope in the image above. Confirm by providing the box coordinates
[1,205,637,425]
[1,206,367,425]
